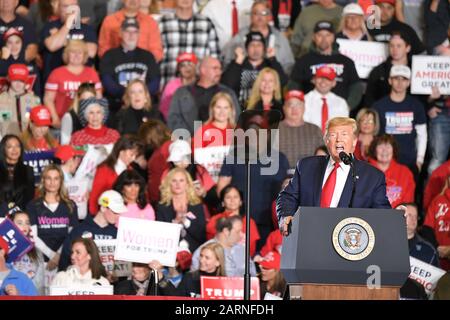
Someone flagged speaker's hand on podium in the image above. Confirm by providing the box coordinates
[281,216,293,236]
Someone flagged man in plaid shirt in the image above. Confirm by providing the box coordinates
[159,0,220,88]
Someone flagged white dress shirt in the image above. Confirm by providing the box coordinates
[304,89,349,129]
[201,0,254,49]
[322,159,351,208]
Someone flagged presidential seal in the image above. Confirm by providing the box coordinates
[332,217,375,261]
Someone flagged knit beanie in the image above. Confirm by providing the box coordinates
[78,97,109,127]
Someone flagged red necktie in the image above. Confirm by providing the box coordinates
[321,97,328,133]
[320,162,340,208]
[232,0,239,36]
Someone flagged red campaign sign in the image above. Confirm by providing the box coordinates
[200,276,260,300]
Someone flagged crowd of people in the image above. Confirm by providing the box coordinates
[0,0,449,299]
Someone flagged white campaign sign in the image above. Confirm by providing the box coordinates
[114,217,181,267]
[337,39,388,79]
[66,179,89,220]
[411,55,450,94]
[194,145,230,182]
[74,144,113,190]
[409,256,446,296]
[49,285,114,296]
[95,239,132,278]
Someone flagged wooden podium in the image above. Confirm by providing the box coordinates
[294,284,399,300]
[281,207,410,300]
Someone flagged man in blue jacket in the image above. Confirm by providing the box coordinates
[277,117,391,236]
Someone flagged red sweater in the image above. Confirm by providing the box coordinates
[369,158,415,208]
[88,165,118,215]
[70,126,120,147]
[205,211,260,257]
[147,140,171,204]
[424,189,450,271]
[423,160,450,209]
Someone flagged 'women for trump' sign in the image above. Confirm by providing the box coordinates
[114,217,181,267]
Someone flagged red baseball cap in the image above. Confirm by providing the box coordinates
[259,250,281,270]
[284,90,305,102]
[315,65,336,81]
[0,237,9,255]
[8,64,29,83]
[176,249,192,271]
[2,27,23,42]
[54,145,86,162]
[176,52,198,65]
[30,105,52,126]
[375,0,395,5]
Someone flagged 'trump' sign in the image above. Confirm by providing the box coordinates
[201,276,260,300]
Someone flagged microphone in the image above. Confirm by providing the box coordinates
[339,151,353,165]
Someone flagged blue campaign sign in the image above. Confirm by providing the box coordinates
[23,149,56,185]
[0,218,34,263]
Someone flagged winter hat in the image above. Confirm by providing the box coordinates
[78,97,109,127]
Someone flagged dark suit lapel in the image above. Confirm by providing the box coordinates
[313,156,329,206]
[338,160,360,208]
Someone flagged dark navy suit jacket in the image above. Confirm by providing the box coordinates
[276,156,392,220]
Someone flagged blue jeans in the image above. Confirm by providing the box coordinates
[428,111,450,175]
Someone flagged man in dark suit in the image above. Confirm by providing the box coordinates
[277,117,392,236]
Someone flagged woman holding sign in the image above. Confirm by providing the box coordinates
[157,167,206,252]
[52,237,109,287]
[10,211,46,295]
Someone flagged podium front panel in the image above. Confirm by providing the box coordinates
[281,207,410,286]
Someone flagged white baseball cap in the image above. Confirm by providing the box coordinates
[389,65,411,79]
[167,139,192,163]
[98,190,128,214]
[343,3,364,16]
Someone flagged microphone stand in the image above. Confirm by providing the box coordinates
[339,152,357,208]
[348,154,357,208]
[151,268,159,296]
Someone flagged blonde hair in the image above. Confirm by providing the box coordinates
[122,79,152,111]
[38,164,74,213]
[159,167,202,206]
[201,242,226,276]
[355,108,380,135]
[325,117,358,138]
[207,92,236,126]
[21,124,59,151]
[247,68,282,110]
[62,40,89,65]
[338,14,372,41]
